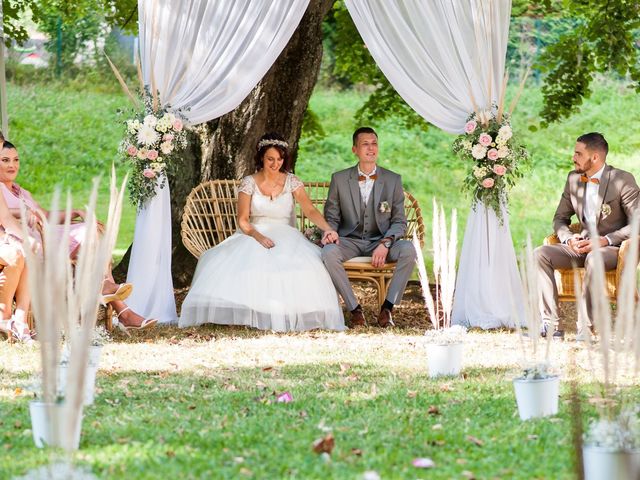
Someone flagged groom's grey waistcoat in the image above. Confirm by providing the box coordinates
[324,165,407,241]
[350,195,382,241]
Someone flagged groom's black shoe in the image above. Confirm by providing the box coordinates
[350,308,366,328]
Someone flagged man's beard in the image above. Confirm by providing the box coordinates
[574,158,594,173]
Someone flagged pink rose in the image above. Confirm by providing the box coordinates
[143,168,156,178]
[478,133,492,147]
[464,120,477,134]
[482,178,495,188]
[493,164,507,176]
[487,148,499,161]
[172,119,183,132]
[126,145,137,156]
[163,133,174,142]
[146,149,159,160]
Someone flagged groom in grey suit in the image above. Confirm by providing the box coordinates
[321,127,416,328]
[535,132,639,338]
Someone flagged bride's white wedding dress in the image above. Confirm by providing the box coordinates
[179,173,345,332]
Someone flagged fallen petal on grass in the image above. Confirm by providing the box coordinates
[276,391,293,403]
[412,457,435,468]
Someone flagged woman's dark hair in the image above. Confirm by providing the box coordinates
[254,132,290,172]
[1,140,16,151]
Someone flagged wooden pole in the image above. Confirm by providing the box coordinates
[0,1,9,138]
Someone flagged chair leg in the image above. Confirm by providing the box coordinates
[377,276,386,311]
[105,304,114,331]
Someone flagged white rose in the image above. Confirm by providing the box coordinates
[144,114,158,128]
[497,146,510,158]
[160,142,173,154]
[498,125,512,140]
[471,144,487,160]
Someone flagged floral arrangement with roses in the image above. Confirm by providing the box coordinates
[120,90,188,208]
[452,109,528,222]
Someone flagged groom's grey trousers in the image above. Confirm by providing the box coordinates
[534,243,619,331]
[322,238,416,311]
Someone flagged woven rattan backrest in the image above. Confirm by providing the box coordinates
[181,179,425,258]
[181,180,240,258]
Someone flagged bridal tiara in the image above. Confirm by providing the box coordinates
[257,139,289,150]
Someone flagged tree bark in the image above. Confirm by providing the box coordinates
[114,0,336,286]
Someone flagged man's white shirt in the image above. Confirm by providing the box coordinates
[358,166,377,205]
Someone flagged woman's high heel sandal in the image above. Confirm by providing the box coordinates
[0,318,34,343]
[102,282,133,304]
[113,307,157,336]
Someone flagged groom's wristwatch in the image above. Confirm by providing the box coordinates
[381,238,393,248]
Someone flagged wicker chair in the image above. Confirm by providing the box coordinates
[181,180,425,310]
[543,223,631,302]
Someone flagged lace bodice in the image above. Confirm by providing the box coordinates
[238,173,304,226]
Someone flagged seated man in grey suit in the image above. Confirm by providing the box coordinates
[321,127,416,328]
[534,132,639,338]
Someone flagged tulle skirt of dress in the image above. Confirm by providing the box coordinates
[179,223,345,332]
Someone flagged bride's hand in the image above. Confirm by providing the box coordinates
[321,230,339,245]
[254,232,275,249]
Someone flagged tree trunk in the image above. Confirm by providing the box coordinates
[114,0,336,286]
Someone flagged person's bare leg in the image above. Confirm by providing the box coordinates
[110,300,147,328]
[0,255,23,320]
[13,264,30,323]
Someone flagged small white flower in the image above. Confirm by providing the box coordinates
[126,119,141,134]
[471,144,487,160]
[137,124,160,146]
[473,166,487,179]
[462,140,473,151]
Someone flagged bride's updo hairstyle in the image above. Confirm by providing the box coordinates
[254,132,291,173]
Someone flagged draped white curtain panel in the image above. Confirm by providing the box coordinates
[344,0,511,134]
[345,0,523,328]
[127,0,310,323]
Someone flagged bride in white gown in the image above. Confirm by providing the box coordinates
[179,133,345,332]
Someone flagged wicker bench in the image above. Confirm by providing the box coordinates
[543,223,631,302]
[181,180,425,309]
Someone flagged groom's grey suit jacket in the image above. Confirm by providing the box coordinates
[324,165,407,241]
[553,164,639,246]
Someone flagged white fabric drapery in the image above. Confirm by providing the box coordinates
[344,0,511,135]
[127,0,309,323]
[345,0,523,329]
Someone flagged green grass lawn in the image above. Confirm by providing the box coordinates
[2,328,633,479]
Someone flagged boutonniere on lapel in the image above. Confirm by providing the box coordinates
[379,201,391,213]
[601,203,612,218]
